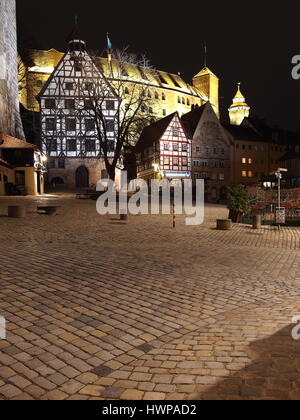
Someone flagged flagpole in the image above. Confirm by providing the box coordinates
[107,32,113,77]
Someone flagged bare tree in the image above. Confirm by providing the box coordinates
[82,47,158,181]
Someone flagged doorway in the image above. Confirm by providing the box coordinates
[75,166,89,188]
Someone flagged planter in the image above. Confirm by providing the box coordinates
[217,219,232,231]
[8,206,26,218]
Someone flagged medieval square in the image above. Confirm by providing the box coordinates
[0,0,300,405]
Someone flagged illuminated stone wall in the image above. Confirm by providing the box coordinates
[19,49,211,118]
[0,0,24,138]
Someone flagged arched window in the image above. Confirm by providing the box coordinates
[182,97,185,105]
[124,87,129,95]
[162,92,166,101]
[148,90,152,99]
[187,99,190,106]
[178,96,181,104]
[155,91,159,100]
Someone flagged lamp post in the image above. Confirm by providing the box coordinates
[272,168,288,227]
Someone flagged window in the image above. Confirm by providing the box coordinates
[155,91,159,100]
[219,173,225,181]
[84,99,93,109]
[65,99,75,110]
[106,100,115,110]
[182,98,185,105]
[66,118,76,131]
[163,109,166,116]
[193,160,200,167]
[105,119,115,132]
[85,119,95,131]
[45,99,56,109]
[85,139,96,152]
[162,93,166,101]
[182,158,188,167]
[148,90,151,99]
[196,145,201,153]
[187,99,190,106]
[85,82,93,91]
[158,74,168,85]
[58,159,65,169]
[242,158,247,164]
[173,143,179,151]
[172,128,179,137]
[124,87,129,95]
[47,139,57,152]
[182,144,188,152]
[178,96,181,104]
[248,171,253,177]
[173,158,179,166]
[248,158,253,164]
[75,63,82,72]
[149,107,153,114]
[46,118,56,131]
[65,82,74,90]
[107,141,115,152]
[49,159,56,168]
[164,143,169,151]
[242,171,247,177]
[67,139,77,152]
[164,157,170,165]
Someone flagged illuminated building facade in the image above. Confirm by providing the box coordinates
[38,27,119,188]
[136,112,192,184]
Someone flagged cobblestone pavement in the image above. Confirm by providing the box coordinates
[0,194,300,400]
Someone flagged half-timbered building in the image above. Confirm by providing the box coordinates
[135,112,192,185]
[38,26,119,188]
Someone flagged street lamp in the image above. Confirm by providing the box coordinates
[270,168,288,226]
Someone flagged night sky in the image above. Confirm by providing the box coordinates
[16,0,300,132]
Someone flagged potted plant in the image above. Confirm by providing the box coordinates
[227,185,250,223]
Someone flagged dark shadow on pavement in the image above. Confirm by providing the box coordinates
[193,325,300,400]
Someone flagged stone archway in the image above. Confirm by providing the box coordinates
[75,166,89,188]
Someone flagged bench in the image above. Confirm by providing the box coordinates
[37,206,59,216]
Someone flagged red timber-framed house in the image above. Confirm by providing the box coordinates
[135,112,192,185]
[38,26,119,188]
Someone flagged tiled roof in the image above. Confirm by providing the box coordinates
[0,133,37,150]
[135,113,177,152]
[181,104,207,137]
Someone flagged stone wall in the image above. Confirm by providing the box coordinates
[0,0,24,139]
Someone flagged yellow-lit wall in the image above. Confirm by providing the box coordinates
[0,165,44,196]
[0,165,14,195]
[193,73,219,118]
[19,49,209,117]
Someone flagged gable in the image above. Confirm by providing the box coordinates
[39,49,117,100]
[161,113,189,141]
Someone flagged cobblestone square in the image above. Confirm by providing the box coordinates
[0,194,300,400]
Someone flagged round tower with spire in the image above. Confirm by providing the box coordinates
[228,83,250,126]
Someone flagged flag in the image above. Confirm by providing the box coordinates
[107,33,113,50]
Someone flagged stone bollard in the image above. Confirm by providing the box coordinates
[217,219,232,231]
[8,206,26,218]
[252,215,262,230]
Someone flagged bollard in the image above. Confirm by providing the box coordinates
[8,206,26,218]
[217,219,232,231]
[252,215,262,230]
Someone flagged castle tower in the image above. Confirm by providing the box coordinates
[192,67,220,119]
[228,83,250,126]
[0,0,24,139]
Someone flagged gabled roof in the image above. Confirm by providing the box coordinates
[135,113,178,152]
[0,133,37,150]
[181,103,207,137]
[222,123,270,143]
[193,66,218,79]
